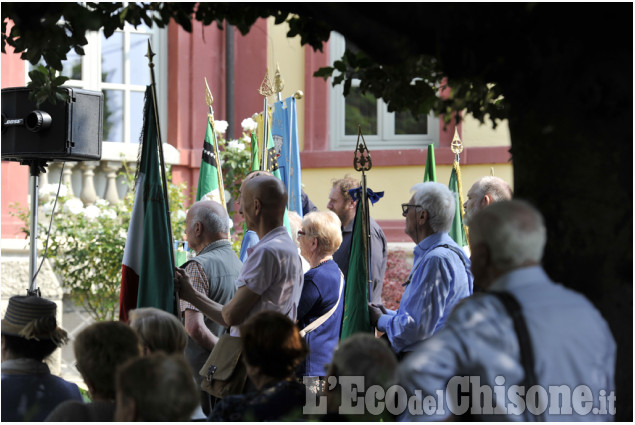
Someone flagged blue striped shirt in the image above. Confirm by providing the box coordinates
[377,232,472,354]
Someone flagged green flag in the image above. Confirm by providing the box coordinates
[120,86,174,321]
[448,166,468,247]
[423,144,437,182]
[250,131,260,171]
[340,194,372,339]
[196,120,222,202]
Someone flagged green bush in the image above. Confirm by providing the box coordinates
[12,163,187,321]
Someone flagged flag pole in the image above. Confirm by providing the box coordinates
[274,63,284,102]
[204,78,227,212]
[147,41,180,318]
[354,125,373,302]
[451,128,469,244]
[258,68,274,169]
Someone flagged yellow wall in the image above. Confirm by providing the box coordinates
[267,18,513,223]
[301,164,513,220]
[462,114,511,147]
[267,19,305,148]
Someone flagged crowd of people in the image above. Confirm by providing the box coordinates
[1,173,616,421]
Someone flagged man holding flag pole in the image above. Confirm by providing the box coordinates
[178,80,242,415]
[368,142,473,359]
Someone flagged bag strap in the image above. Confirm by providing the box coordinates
[403,243,471,287]
[490,291,545,422]
[300,271,345,337]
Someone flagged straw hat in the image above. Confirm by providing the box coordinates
[1,295,68,346]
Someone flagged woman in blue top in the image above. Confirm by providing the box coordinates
[296,210,345,379]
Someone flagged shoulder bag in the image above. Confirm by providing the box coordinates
[199,331,248,399]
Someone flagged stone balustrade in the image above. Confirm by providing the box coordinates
[38,142,180,206]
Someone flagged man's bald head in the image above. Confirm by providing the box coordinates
[244,175,288,215]
[464,176,513,226]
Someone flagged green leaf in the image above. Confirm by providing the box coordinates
[28,69,46,83]
[334,60,347,73]
[313,66,334,79]
[54,75,69,86]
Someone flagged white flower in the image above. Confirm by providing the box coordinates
[83,205,100,220]
[95,199,109,207]
[227,140,245,151]
[38,184,55,198]
[63,198,84,215]
[176,210,186,221]
[40,202,55,216]
[201,190,222,204]
[57,185,68,198]
[214,120,229,135]
[101,208,117,220]
[241,117,258,133]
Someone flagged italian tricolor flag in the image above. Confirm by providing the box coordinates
[119,86,175,322]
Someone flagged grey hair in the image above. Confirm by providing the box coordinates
[329,333,397,390]
[410,182,455,233]
[192,203,229,234]
[476,176,513,203]
[469,200,546,270]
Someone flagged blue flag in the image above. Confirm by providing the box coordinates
[272,97,302,215]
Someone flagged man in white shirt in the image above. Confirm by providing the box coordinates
[397,200,616,421]
[175,175,303,335]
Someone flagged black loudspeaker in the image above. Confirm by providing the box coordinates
[1,86,103,162]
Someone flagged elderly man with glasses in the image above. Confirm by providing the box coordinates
[368,182,473,359]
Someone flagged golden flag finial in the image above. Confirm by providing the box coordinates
[273,63,285,95]
[204,77,214,107]
[451,127,463,155]
[258,68,274,97]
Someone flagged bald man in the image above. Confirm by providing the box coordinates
[180,200,242,414]
[176,175,303,337]
[463,176,513,226]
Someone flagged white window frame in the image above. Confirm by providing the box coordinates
[26,23,168,162]
[329,32,438,151]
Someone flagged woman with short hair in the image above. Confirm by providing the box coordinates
[128,307,187,355]
[296,210,345,380]
[128,307,206,420]
[45,321,142,421]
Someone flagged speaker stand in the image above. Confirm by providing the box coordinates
[22,160,47,297]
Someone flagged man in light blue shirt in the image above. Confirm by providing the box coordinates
[397,200,616,421]
[368,182,473,357]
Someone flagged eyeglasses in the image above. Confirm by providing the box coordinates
[297,230,306,237]
[401,203,422,214]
